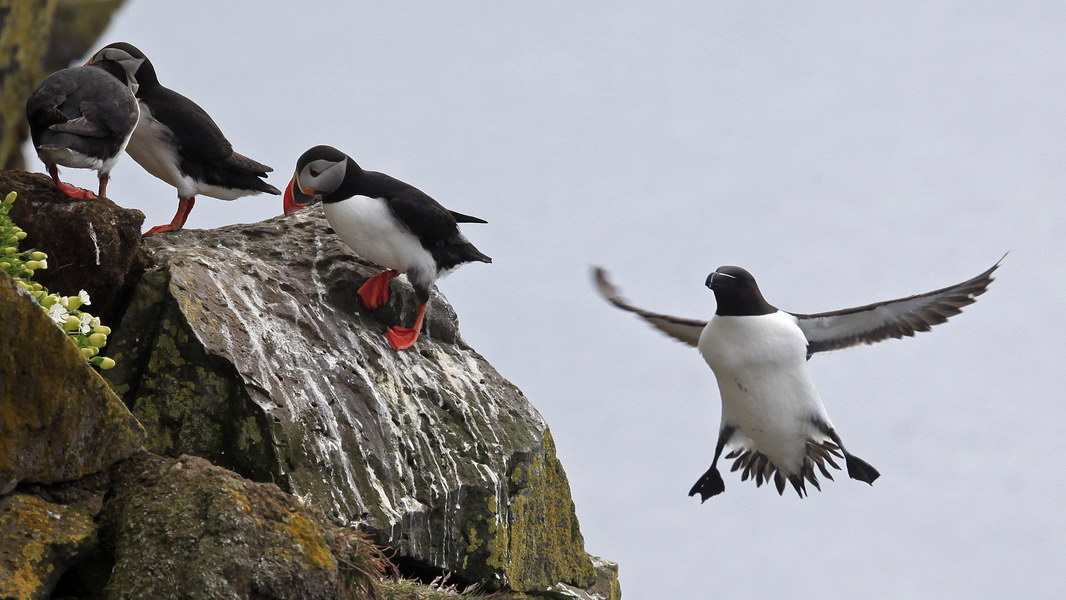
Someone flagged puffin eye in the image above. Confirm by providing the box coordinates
[309,168,321,177]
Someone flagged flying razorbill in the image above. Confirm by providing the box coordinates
[86,42,280,236]
[593,260,999,500]
[283,145,491,351]
[26,49,139,199]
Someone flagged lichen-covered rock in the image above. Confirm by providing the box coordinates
[0,170,150,324]
[0,493,98,600]
[0,271,145,494]
[104,207,604,593]
[0,0,54,171]
[588,557,622,600]
[0,0,126,170]
[100,452,340,600]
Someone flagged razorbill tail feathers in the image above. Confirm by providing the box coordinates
[283,145,490,351]
[26,51,140,199]
[593,258,1000,500]
[86,42,281,236]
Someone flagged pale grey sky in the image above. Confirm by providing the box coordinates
[49,2,1066,597]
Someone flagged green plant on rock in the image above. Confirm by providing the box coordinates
[0,191,115,369]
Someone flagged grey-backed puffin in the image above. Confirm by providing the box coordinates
[283,145,491,350]
[25,50,139,199]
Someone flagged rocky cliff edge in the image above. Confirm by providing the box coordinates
[0,170,619,600]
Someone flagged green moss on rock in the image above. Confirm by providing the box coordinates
[499,430,596,591]
[0,0,55,170]
[0,271,144,494]
[103,453,339,599]
[105,276,279,485]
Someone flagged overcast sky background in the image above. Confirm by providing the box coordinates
[39,2,1066,597]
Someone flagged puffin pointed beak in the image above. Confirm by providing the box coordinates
[282,174,319,215]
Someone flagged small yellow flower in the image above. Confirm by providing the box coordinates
[88,333,107,348]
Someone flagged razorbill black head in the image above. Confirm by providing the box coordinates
[87,42,281,236]
[705,266,775,316]
[26,51,140,199]
[284,145,491,351]
[593,258,1001,501]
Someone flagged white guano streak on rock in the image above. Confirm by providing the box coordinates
[164,228,548,571]
[182,254,372,514]
[87,223,100,265]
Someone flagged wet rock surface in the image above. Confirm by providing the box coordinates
[0,171,618,597]
[102,207,608,593]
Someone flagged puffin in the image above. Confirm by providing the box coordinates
[283,145,491,350]
[85,42,280,236]
[25,51,140,199]
[593,259,999,500]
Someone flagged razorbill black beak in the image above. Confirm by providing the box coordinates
[705,271,736,289]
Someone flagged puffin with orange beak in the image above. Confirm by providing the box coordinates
[284,145,491,350]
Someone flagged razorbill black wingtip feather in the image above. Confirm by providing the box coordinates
[594,258,1001,500]
[284,145,490,351]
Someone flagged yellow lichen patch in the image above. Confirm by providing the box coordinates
[0,494,97,600]
[237,416,264,452]
[220,482,254,515]
[466,526,483,556]
[498,430,595,591]
[278,511,336,570]
[0,272,145,490]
